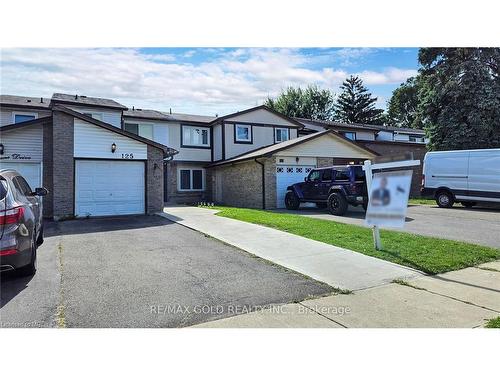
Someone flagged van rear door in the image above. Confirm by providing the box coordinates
[466,150,500,201]
[426,151,469,193]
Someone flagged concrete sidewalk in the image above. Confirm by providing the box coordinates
[194,262,500,328]
[159,206,422,291]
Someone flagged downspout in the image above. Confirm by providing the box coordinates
[254,158,266,210]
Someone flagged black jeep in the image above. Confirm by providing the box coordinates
[284,165,368,216]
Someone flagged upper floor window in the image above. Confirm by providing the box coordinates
[182,125,210,148]
[409,136,424,143]
[82,112,103,121]
[13,112,37,124]
[234,124,252,143]
[235,124,252,143]
[124,123,154,140]
[275,128,289,143]
[340,131,356,141]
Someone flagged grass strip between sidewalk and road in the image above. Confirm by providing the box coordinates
[207,206,500,275]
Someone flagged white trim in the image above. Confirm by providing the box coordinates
[235,123,252,142]
[12,111,38,123]
[177,168,205,191]
[274,127,289,143]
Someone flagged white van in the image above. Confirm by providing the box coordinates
[422,148,500,208]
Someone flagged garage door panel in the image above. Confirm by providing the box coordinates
[0,162,41,190]
[75,160,145,217]
[276,165,315,209]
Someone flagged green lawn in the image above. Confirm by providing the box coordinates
[208,206,500,275]
[409,198,436,205]
[485,317,500,328]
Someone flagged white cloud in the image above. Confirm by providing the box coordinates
[0,48,415,114]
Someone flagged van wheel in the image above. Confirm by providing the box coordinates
[436,191,454,208]
[327,192,348,216]
[285,191,300,210]
[36,225,44,246]
[461,202,477,208]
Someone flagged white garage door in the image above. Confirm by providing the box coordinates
[0,162,42,191]
[276,165,315,208]
[75,160,145,217]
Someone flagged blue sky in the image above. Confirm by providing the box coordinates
[1,48,419,115]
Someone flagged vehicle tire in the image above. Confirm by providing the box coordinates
[327,192,348,216]
[436,190,454,208]
[284,191,300,210]
[36,225,44,246]
[17,235,37,277]
[461,201,477,208]
[316,202,327,209]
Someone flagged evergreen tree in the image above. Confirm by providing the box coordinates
[264,85,335,120]
[334,75,384,125]
[386,77,422,129]
[417,48,500,150]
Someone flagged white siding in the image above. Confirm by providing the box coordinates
[354,130,376,141]
[73,119,147,160]
[0,109,51,127]
[213,124,222,161]
[66,105,123,128]
[0,125,43,162]
[225,108,299,127]
[224,123,299,160]
[275,133,374,159]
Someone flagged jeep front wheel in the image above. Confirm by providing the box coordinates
[327,192,348,216]
[285,191,300,210]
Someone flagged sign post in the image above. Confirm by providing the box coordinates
[363,159,420,250]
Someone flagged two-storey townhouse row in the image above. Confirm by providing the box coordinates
[1,93,379,219]
[297,117,429,196]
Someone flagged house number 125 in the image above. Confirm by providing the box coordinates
[121,153,134,159]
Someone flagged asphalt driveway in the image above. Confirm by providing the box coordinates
[275,203,500,248]
[0,216,332,328]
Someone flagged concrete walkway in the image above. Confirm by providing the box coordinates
[194,262,500,328]
[159,206,422,291]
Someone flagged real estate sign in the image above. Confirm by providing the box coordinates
[365,170,413,229]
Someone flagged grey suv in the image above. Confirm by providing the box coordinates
[0,169,48,276]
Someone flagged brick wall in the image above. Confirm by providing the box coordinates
[42,121,53,218]
[146,145,164,213]
[359,141,428,197]
[165,161,209,204]
[211,157,276,209]
[52,111,75,219]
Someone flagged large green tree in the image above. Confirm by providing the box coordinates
[333,75,384,125]
[417,48,500,150]
[386,77,421,129]
[264,85,335,120]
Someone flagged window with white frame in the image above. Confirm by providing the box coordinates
[124,123,154,140]
[340,131,356,140]
[82,112,103,121]
[182,125,210,147]
[13,112,37,124]
[235,124,252,143]
[178,169,204,191]
[275,128,289,143]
